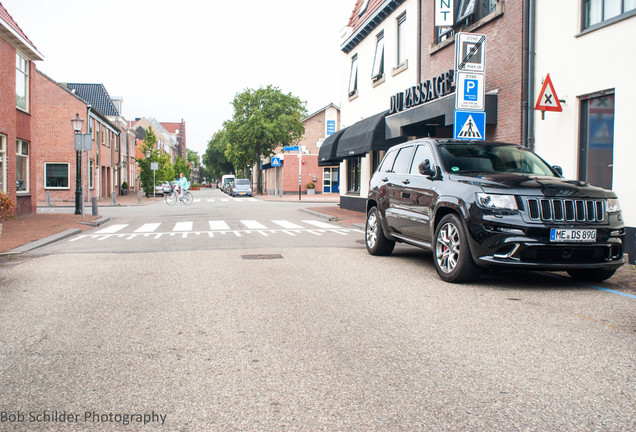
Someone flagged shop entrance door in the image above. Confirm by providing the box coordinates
[322,167,340,193]
[579,92,614,190]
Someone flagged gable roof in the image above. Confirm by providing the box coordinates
[0,1,43,60]
[341,0,407,54]
[65,83,120,117]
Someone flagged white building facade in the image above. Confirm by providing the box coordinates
[337,0,419,211]
[533,0,636,262]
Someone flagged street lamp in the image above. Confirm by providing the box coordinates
[71,114,84,215]
[145,150,152,197]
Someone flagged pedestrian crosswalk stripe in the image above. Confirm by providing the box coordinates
[135,223,160,233]
[96,224,128,234]
[271,220,303,229]
[173,222,193,231]
[241,220,268,230]
[209,220,230,230]
[302,220,339,229]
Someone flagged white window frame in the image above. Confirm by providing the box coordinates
[89,159,94,189]
[0,134,6,193]
[397,13,407,67]
[372,32,385,80]
[16,52,29,111]
[16,139,30,193]
[348,54,359,96]
[44,162,70,189]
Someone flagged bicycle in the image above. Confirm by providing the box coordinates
[165,189,193,205]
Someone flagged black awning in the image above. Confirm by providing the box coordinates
[318,128,346,167]
[336,110,390,158]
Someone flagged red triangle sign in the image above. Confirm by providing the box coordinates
[535,74,562,112]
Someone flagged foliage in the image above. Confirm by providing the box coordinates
[306,182,315,189]
[173,156,191,180]
[186,149,200,168]
[203,129,234,180]
[0,192,16,222]
[121,181,129,189]
[224,85,306,170]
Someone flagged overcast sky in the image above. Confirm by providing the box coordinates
[3,0,355,157]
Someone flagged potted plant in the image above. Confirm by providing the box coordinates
[0,192,16,242]
[120,181,129,196]
[306,182,315,195]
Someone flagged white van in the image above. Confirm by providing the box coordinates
[221,174,235,194]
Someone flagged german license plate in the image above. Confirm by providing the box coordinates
[550,229,596,242]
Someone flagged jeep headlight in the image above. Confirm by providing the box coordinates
[606,198,621,213]
[476,193,518,211]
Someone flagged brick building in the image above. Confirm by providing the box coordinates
[0,3,43,215]
[323,0,528,211]
[34,75,124,203]
[261,104,340,196]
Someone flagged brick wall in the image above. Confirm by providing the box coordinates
[421,1,524,143]
[34,70,90,204]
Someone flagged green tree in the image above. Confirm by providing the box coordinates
[173,156,191,180]
[135,127,174,196]
[203,129,234,180]
[225,85,306,192]
[186,149,200,168]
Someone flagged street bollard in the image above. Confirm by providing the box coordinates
[46,191,51,206]
[112,191,117,206]
[91,197,98,216]
[138,189,142,203]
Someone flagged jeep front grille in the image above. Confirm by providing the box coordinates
[525,198,605,223]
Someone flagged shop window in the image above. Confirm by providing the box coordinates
[45,163,70,189]
[348,54,359,97]
[16,53,29,111]
[0,134,6,193]
[347,157,361,194]
[435,0,498,44]
[397,13,407,67]
[16,140,29,193]
[372,32,385,81]
[582,0,636,30]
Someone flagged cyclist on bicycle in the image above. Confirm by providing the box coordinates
[176,172,188,201]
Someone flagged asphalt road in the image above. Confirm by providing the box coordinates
[0,190,634,431]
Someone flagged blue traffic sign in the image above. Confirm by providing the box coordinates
[454,110,486,141]
[283,146,300,151]
[271,157,281,167]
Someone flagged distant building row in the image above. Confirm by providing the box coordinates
[1,3,186,215]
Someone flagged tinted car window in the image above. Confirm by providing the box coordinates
[410,145,435,175]
[235,179,250,185]
[378,150,398,173]
[438,143,555,175]
[391,146,414,174]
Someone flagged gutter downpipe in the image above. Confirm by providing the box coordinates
[522,0,536,151]
[417,0,422,84]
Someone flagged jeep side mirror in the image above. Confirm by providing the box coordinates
[552,165,563,177]
[418,160,435,177]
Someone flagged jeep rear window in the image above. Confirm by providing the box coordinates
[438,143,555,176]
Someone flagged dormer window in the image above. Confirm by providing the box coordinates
[359,0,370,17]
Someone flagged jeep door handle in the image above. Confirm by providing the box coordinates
[402,179,410,185]
[381,177,389,182]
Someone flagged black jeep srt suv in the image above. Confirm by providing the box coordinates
[365,139,625,283]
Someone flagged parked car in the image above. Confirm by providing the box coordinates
[153,182,166,196]
[162,182,173,195]
[221,174,235,194]
[230,179,253,197]
[365,138,624,283]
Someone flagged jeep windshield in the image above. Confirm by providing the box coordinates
[437,142,556,176]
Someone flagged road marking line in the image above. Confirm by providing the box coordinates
[272,220,303,229]
[306,230,322,236]
[96,224,128,234]
[302,220,339,229]
[173,222,193,231]
[241,220,268,230]
[135,223,161,233]
[209,220,230,230]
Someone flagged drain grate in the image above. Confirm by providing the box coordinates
[241,254,284,260]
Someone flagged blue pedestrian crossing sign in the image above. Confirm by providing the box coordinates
[454,110,486,140]
[271,157,281,167]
